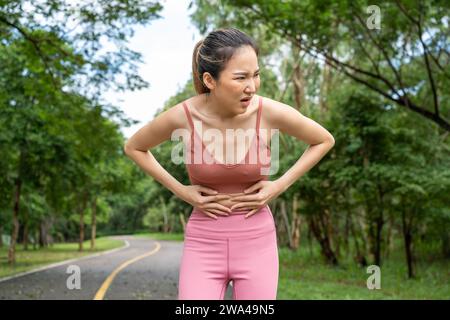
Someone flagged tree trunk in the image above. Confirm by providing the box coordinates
[384,212,395,260]
[8,177,22,265]
[39,221,45,248]
[79,192,88,252]
[90,196,97,250]
[374,215,384,266]
[318,17,338,116]
[290,195,301,249]
[33,230,38,250]
[358,207,370,258]
[350,213,367,267]
[401,203,415,278]
[323,208,334,253]
[306,221,313,256]
[279,200,290,247]
[179,212,186,233]
[159,195,169,233]
[343,208,350,257]
[319,56,332,114]
[39,218,51,248]
[374,185,385,266]
[23,221,29,251]
[366,203,383,266]
[308,214,339,265]
[0,225,3,248]
[79,209,84,252]
[292,45,305,111]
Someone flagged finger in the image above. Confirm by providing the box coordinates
[232,206,257,212]
[204,204,231,214]
[206,203,232,213]
[201,210,218,220]
[230,194,260,202]
[203,194,230,202]
[244,182,263,194]
[208,209,230,216]
[199,186,218,195]
[214,194,232,201]
[245,208,259,219]
[228,192,246,197]
[230,202,260,210]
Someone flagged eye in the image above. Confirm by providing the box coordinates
[235,74,259,80]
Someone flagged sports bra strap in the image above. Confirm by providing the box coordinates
[256,96,263,136]
[256,96,263,158]
[182,101,194,139]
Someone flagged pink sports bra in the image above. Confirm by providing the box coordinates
[182,96,271,194]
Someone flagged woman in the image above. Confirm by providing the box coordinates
[124,27,335,300]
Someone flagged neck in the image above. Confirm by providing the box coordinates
[203,93,238,121]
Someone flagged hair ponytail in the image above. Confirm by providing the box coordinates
[192,39,209,95]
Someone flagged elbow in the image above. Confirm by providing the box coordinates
[123,140,132,155]
[326,134,335,148]
[330,136,336,146]
[124,141,149,155]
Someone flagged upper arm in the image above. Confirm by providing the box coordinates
[124,103,186,152]
[264,98,335,146]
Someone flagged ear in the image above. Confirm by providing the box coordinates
[202,72,216,90]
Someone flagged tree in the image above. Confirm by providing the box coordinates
[220,0,450,130]
[0,0,163,100]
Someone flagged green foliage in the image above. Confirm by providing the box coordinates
[0,0,448,290]
[186,0,449,280]
[0,0,164,263]
[278,241,450,299]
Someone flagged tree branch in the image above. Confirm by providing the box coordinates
[0,15,59,89]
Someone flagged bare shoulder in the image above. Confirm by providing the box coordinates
[260,95,335,145]
[124,98,191,151]
[260,95,299,129]
[163,99,190,130]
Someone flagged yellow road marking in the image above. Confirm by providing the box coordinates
[93,241,161,300]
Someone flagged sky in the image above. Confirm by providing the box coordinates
[104,0,201,139]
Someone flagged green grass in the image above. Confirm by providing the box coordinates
[0,237,124,279]
[134,232,184,242]
[277,244,450,299]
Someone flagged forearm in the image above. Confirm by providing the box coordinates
[275,140,334,192]
[124,148,185,197]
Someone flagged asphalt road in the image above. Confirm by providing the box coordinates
[0,235,234,300]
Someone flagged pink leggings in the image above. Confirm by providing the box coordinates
[178,205,279,300]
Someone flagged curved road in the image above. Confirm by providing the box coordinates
[0,235,234,300]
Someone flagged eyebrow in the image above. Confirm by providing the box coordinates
[232,69,260,75]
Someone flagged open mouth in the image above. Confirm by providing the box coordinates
[240,96,252,102]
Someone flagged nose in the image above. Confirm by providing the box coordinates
[244,79,256,93]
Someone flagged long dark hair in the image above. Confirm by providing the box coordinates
[192,27,259,95]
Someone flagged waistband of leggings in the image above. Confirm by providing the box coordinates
[186,206,275,239]
[191,204,270,216]
[185,227,276,240]
[191,209,252,216]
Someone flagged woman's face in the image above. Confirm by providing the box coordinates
[203,45,260,113]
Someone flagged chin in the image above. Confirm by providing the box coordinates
[237,107,248,114]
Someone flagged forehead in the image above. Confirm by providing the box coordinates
[224,46,259,72]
